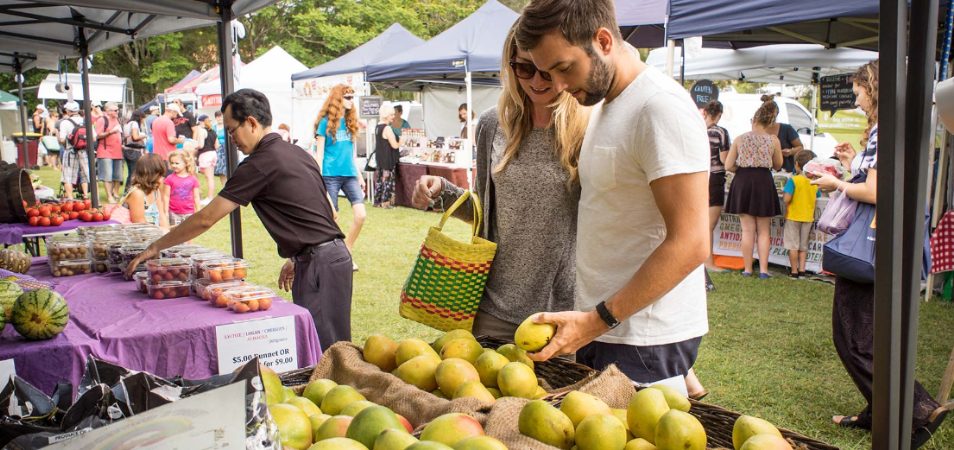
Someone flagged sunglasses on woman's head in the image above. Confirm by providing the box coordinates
[343,95,354,100]
[509,60,552,81]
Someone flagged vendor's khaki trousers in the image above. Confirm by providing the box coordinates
[293,239,353,351]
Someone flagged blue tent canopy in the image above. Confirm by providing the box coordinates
[291,23,424,81]
[366,0,518,82]
[615,0,667,26]
[667,0,880,48]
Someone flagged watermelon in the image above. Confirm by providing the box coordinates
[12,289,69,340]
[0,280,23,323]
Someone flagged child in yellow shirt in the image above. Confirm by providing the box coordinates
[783,151,820,277]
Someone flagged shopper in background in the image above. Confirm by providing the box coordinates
[372,103,402,208]
[214,111,229,186]
[122,109,147,194]
[782,150,819,278]
[163,150,201,226]
[95,102,125,203]
[144,105,159,140]
[32,104,47,134]
[760,95,804,172]
[703,100,730,272]
[390,104,411,140]
[195,114,219,204]
[315,84,366,272]
[113,153,168,227]
[58,101,90,200]
[152,103,183,161]
[42,108,61,169]
[724,100,783,278]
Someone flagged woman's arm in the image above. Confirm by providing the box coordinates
[383,126,400,149]
[127,190,146,223]
[161,184,171,219]
[771,137,783,171]
[131,123,144,142]
[724,141,739,172]
[315,136,325,171]
[787,136,804,156]
[193,185,201,213]
[813,169,877,205]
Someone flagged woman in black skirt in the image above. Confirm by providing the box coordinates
[724,100,783,278]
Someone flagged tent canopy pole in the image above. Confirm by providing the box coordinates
[217,1,242,258]
[14,56,28,169]
[79,28,99,208]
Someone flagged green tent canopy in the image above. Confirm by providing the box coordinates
[0,89,17,103]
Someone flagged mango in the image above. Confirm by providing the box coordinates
[518,400,574,450]
[308,437,368,450]
[624,438,657,450]
[560,391,611,427]
[346,405,407,448]
[321,385,367,416]
[432,329,477,352]
[261,365,285,405]
[576,414,627,450]
[654,409,706,450]
[496,344,534,369]
[406,443,454,450]
[374,429,418,450]
[270,403,314,450]
[474,351,510,388]
[432,389,448,399]
[304,379,339,407]
[452,436,508,450]
[454,381,496,404]
[310,414,331,434]
[648,385,690,413]
[739,434,793,450]
[514,315,555,352]
[497,362,538,398]
[420,413,485,447]
[396,338,440,366]
[288,396,324,417]
[315,415,354,441]
[486,387,502,399]
[364,334,400,372]
[440,338,484,364]
[341,400,377,417]
[436,358,481,397]
[284,386,299,402]
[627,388,670,443]
[732,416,783,450]
[393,354,441,392]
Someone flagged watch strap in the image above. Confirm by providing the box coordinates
[596,301,620,329]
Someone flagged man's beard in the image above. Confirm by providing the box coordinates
[579,52,613,106]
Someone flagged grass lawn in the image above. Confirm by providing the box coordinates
[32,166,954,449]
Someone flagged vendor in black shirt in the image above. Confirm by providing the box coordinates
[126,89,353,351]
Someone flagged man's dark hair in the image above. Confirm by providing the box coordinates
[394,104,403,114]
[214,110,222,118]
[221,88,272,127]
[515,0,622,52]
[795,150,816,171]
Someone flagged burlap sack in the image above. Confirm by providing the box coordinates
[300,342,490,429]
[484,365,635,449]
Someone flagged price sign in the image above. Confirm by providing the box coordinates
[819,74,856,115]
[690,80,718,108]
[360,96,384,119]
[216,315,298,374]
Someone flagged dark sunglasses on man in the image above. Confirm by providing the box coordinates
[509,60,552,81]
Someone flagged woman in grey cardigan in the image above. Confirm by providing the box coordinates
[413,25,589,339]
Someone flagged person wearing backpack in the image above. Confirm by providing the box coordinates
[57,101,90,199]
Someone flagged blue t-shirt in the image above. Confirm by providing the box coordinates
[317,117,356,177]
[216,124,226,148]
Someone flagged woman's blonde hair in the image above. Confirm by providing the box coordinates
[168,150,196,175]
[495,24,589,185]
[315,84,359,143]
[851,59,879,146]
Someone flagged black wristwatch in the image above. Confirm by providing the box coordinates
[595,301,621,329]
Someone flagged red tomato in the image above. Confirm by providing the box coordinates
[102,211,111,221]
[84,199,92,209]
[39,217,50,227]
[39,206,51,217]
[26,208,39,218]
[51,205,61,214]
[93,212,104,222]
[80,212,92,222]
[62,202,73,212]
[28,216,39,226]
[51,216,64,226]
[69,211,79,220]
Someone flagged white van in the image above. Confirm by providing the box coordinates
[716,93,838,163]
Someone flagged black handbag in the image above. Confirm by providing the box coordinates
[363,151,377,172]
[122,147,143,162]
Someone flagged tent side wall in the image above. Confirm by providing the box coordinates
[421,84,501,137]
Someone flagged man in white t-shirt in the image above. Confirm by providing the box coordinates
[514,0,711,383]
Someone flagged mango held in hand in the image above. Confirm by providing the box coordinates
[732,415,783,450]
[519,400,575,450]
[653,409,706,450]
[514,315,555,352]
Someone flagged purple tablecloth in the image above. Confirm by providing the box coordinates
[0,258,321,395]
[0,220,118,245]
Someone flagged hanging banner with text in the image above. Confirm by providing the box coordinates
[216,315,297,374]
[712,196,834,273]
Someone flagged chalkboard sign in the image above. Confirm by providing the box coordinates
[819,74,856,115]
[359,96,383,119]
[690,80,719,108]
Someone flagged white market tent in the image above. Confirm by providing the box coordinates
[0,0,278,255]
[36,73,133,104]
[194,46,306,129]
[645,44,879,84]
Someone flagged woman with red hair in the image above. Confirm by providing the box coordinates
[315,84,365,271]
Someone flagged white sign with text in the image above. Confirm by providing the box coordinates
[216,315,298,374]
[45,381,246,450]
